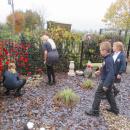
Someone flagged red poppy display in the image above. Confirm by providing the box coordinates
[0,40,44,77]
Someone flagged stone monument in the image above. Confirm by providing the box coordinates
[68,61,75,76]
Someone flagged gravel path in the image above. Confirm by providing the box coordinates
[0,73,130,130]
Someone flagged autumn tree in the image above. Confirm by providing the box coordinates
[103,0,130,30]
[7,11,25,33]
[6,10,44,33]
[24,10,43,31]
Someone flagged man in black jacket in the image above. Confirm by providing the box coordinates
[85,41,119,116]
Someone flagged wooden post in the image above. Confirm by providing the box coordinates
[99,29,102,35]
[80,41,84,69]
[127,38,130,58]
[124,29,128,44]
[8,0,15,34]
[0,41,4,82]
[119,30,122,37]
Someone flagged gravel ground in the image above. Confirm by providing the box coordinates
[0,73,130,130]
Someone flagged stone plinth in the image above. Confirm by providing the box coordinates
[68,61,75,76]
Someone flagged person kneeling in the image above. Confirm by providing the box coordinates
[3,63,26,97]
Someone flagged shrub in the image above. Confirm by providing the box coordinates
[81,80,93,89]
[53,88,80,108]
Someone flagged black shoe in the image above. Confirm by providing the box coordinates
[114,90,120,97]
[85,110,99,117]
[101,95,107,99]
[4,90,10,95]
[52,81,56,85]
[14,92,23,97]
[46,82,53,86]
[106,108,119,115]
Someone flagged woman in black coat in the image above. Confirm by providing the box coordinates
[41,33,59,85]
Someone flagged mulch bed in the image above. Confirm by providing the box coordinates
[0,73,130,130]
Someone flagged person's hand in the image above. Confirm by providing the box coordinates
[95,70,100,76]
[103,87,108,92]
[117,74,121,79]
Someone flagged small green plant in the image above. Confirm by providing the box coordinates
[81,79,93,89]
[53,88,80,107]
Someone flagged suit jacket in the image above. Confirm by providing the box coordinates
[113,51,126,83]
[101,54,115,88]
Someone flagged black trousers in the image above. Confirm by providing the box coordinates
[16,79,26,92]
[46,64,55,83]
[113,76,121,93]
[5,79,26,92]
[92,83,119,113]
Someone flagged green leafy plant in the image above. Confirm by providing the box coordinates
[81,79,93,89]
[53,88,80,108]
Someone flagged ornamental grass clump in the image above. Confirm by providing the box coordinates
[81,79,93,89]
[53,88,80,108]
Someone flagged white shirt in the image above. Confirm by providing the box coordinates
[113,51,121,62]
[48,38,56,50]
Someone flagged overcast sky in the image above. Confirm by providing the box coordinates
[0,0,116,31]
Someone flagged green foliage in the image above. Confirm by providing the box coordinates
[84,40,101,63]
[48,27,82,44]
[24,10,44,31]
[48,27,82,71]
[53,88,80,107]
[2,25,123,72]
[82,34,103,64]
[6,10,44,33]
[0,24,13,40]
[103,0,130,30]
[92,63,101,70]
[81,80,93,89]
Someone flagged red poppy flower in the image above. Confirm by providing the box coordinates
[25,52,28,56]
[20,56,24,61]
[27,72,32,76]
[0,52,2,56]
[3,48,8,55]
[15,53,19,57]
[6,61,9,65]
[26,68,29,70]
[24,58,28,63]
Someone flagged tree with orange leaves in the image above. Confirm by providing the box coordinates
[7,11,25,33]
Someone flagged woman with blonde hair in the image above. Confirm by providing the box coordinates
[41,33,59,85]
[3,63,26,96]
